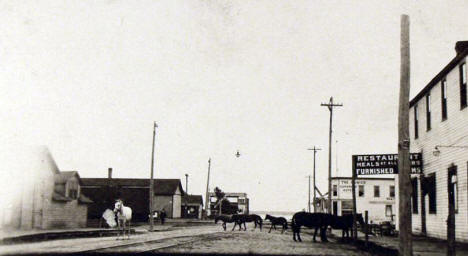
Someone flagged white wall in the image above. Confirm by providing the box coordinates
[409,55,468,241]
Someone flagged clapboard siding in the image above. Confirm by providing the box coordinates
[409,54,468,242]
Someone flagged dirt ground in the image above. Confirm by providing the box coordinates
[0,223,372,255]
[153,227,370,255]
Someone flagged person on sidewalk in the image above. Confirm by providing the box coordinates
[160,208,166,225]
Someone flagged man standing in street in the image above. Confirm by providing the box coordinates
[160,208,166,225]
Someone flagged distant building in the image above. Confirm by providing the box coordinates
[208,192,249,216]
[181,195,203,219]
[331,177,395,223]
[0,146,92,230]
[81,171,186,223]
[406,41,468,242]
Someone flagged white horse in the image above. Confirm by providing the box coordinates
[114,199,132,240]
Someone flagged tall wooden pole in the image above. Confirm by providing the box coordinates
[352,158,358,240]
[321,98,342,213]
[398,14,413,256]
[149,122,157,231]
[205,158,211,218]
[307,175,311,212]
[308,147,321,212]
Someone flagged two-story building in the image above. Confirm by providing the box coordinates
[408,41,468,241]
[331,177,395,223]
[0,146,92,230]
[207,192,249,216]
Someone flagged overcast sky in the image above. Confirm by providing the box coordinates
[2,0,468,211]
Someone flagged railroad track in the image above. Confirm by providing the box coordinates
[78,233,217,254]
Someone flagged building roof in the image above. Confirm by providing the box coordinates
[182,195,203,205]
[208,192,247,197]
[410,41,468,107]
[81,178,185,196]
[331,176,394,181]
[54,171,81,184]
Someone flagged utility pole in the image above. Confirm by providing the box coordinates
[398,14,413,256]
[321,97,342,213]
[185,173,189,194]
[205,158,211,218]
[306,175,311,212]
[308,147,321,212]
[149,122,157,232]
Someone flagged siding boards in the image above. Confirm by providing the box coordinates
[409,56,468,241]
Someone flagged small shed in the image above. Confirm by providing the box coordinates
[181,195,203,219]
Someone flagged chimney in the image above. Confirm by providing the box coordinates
[455,41,468,55]
[108,168,113,179]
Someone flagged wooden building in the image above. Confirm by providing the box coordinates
[405,41,468,241]
[81,171,186,223]
[331,177,395,223]
[0,146,92,230]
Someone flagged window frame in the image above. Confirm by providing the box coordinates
[411,178,418,214]
[389,185,395,198]
[441,78,448,121]
[332,184,338,197]
[374,185,380,198]
[414,104,419,139]
[426,93,431,131]
[358,185,364,197]
[460,62,467,109]
[428,174,437,214]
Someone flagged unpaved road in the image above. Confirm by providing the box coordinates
[0,224,370,255]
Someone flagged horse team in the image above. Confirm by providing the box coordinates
[216,211,365,243]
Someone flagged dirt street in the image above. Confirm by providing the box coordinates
[152,227,369,255]
[0,224,370,255]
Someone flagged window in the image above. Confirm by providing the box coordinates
[333,185,338,196]
[426,93,431,130]
[389,185,395,198]
[441,79,448,120]
[358,185,364,197]
[374,186,380,198]
[66,180,79,199]
[414,105,419,139]
[448,166,458,213]
[411,178,418,214]
[385,205,393,217]
[460,63,467,109]
[428,174,437,214]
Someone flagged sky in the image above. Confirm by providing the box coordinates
[2,0,468,211]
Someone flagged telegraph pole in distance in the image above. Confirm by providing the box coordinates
[308,146,321,212]
[398,14,413,256]
[149,122,157,232]
[321,97,342,213]
[205,158,211,219]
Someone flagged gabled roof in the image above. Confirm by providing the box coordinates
[54,171,81,185]
[81,178,185,196]
[182,195,203,205]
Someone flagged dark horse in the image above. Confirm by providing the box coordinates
[232,214,263,231]
[291,212,333,242]
[215,215,242,231]
[331,214,365,240]
[264,214,288,234]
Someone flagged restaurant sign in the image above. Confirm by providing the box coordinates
[352,153,422,175]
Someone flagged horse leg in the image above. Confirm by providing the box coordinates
[243,222,247,231]
[116,220,120,240]
[313,227,318,242]
[321,227,329,242]
[269,224,273,233]
[127,220,131,239]
[232,222,236,231]
[297,226,302,242]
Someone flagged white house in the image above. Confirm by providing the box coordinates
[407,41,468,241]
